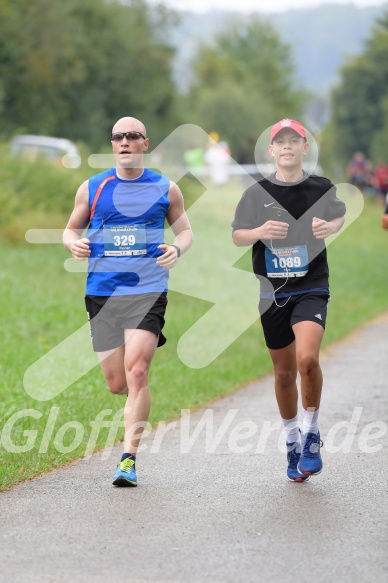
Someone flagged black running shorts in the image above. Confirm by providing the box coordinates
[85,292,168,352]
[259,292,329,350]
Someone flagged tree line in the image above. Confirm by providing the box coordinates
[0,0,303,158]
[0,0,387,168]
[0,0,177,149]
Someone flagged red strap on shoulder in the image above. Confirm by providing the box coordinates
[90,175,116,220]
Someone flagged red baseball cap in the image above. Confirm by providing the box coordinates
[270,118,306,142]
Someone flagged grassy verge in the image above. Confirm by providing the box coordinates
[0,179,386,490]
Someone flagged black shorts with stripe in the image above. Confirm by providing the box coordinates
[259,292,329,350]
[85,292,167,352]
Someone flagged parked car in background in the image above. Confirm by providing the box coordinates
[10,134,81,168]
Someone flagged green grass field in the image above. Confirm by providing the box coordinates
[0,176,387,490]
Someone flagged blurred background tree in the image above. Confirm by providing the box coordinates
[0,0,177,149]
[181,19,306,162]
[325,12,388,169]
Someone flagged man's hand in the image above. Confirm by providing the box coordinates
[70,238,91,260]
[156,244,179,269]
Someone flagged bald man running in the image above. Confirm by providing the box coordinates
[63,117,193,486]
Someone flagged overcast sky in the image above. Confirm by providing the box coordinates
[148,0,388,13]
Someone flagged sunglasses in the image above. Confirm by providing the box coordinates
[111,131,146,142]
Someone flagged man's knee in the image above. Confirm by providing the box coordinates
[104,373,128,395]
[274,368,296,389]
[126,364,150,391]
[297,353,320,377]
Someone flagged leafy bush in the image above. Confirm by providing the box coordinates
[0,142,91,242]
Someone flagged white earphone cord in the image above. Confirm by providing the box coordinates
[270,239,291,308]
[270,158,291,307]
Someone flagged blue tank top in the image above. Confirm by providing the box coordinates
[86,167,170,296]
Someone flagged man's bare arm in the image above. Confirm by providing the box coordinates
[157,181,193,269]
[63,180,91,260]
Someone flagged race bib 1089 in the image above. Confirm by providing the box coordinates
[265,245,308,278]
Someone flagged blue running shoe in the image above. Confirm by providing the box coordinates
[112,457,137,487]
[287,441,310,482]
[297,432,323,476]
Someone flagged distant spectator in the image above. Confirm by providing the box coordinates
[183,144,205,174]
[381,192,388,230]
[204,134,231,186]
[363,159,376,198]
[346,151,368,188]
[374,161,388,206]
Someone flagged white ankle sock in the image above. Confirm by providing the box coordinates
[282,415,300,444]
[303,407,320,435]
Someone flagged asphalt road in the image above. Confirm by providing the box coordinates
[1,315,387,583]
